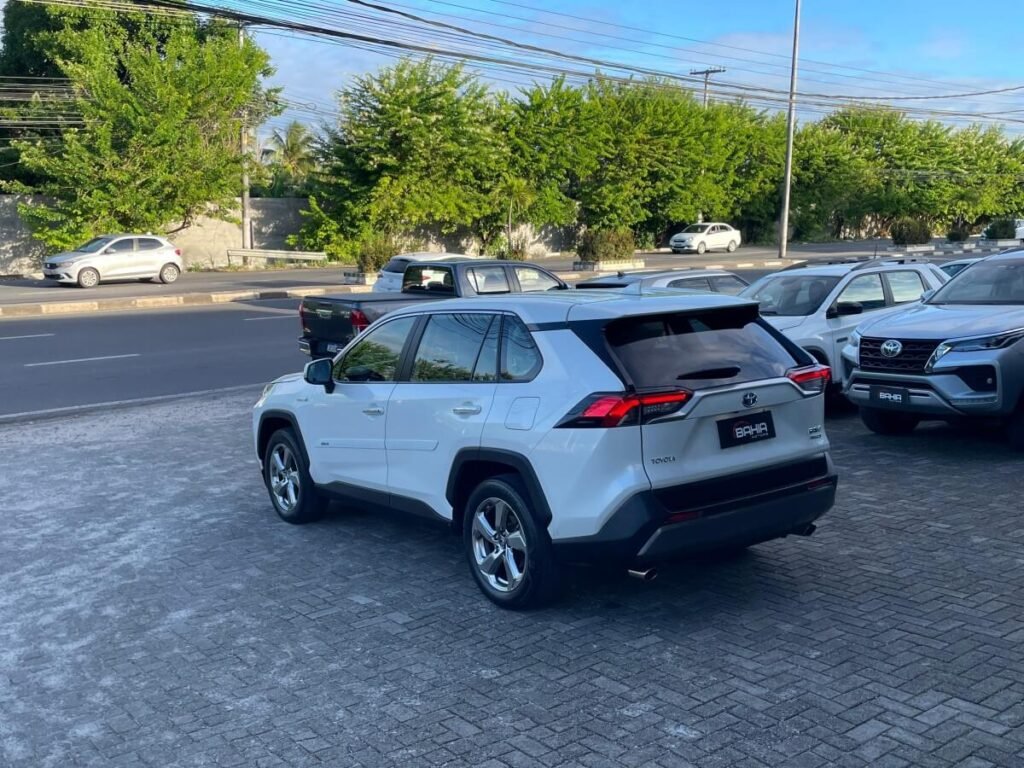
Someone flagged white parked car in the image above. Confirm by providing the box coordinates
[740,259,948,379]
[254,292,836,608]
[575,268,749,295]
[374,252,478,293]
[669,223,742,254]
[42,234,183,288]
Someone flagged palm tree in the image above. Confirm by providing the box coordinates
[268,121,316,179]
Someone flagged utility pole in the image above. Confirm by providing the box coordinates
[239,24,252,250]
[778,0,801,259]
[690,67,726,108]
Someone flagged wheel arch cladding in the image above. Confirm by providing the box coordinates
[447,449,552,533]
[256,411,309,466]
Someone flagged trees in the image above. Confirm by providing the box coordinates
[260,120,316,196]
[8,7,275,250]
[304,58,507,256]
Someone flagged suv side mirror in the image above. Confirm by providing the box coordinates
[303,358,334,393]
[827,301,863,319]
[921,289,936,302]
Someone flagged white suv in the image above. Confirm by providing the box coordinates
[741,259,948,377]
[253,293,837,607]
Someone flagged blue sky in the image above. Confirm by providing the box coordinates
[252,0,1024,137]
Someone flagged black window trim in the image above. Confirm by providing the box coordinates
[882,269,926,306]
[401,311,501,385]
[499,313,544,383]
[331,314,422,384]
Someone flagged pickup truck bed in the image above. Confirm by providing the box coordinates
[299,260,567,357]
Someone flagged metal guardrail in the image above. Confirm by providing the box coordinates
[225,249,327,266]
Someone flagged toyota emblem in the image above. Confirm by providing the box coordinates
[742,392,758,408]
[880,339,903,358]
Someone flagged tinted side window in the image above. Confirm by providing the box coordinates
[514,267,561,293]
[886,271,926,304]
[668,277,712,291]
[838,274,886,311]
[501,316,542,382]
[383,258,410,274]
[333,317,416,382]
[468,266,511,295]
[711,276,747,295]
[108,239,135,253]
[137,238,163,251]
[412,314,493,382]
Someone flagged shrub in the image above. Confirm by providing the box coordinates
[890,217,932,246]
[984,219,1017,239]
[946,225,971,242]
[355,232,400,273]
[498,238,528,261]
[576,228,636,263]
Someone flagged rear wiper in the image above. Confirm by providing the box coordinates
[676,366,741,380]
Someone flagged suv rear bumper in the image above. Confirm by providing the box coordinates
[551,454,837,564]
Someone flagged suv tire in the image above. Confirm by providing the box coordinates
[860,407,920,436]
[263,428,329,524]
[463,474,560,609]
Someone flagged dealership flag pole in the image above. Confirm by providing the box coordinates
[778,0,801,259]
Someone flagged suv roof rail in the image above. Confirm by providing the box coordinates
[779,257,866,272]
[849,256,931,271]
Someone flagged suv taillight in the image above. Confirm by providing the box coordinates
[787,364,830,394]
[557,390,692,428]
[351,309,370,334]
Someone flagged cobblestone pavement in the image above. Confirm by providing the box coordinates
[2,394,1023,767]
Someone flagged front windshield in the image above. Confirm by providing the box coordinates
[742,274,841,316]
[682,224,710,233]
[929,260,1024,305]
[76,237,113,253]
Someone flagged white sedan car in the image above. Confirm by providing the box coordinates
[669,223,742,254]
[374,252,479,293]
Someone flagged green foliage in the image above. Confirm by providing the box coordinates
[6,6,275,251]
[946,225,971,242]
[355,231,400,273]
[890,217,932,246]
[984,218,1018,239]
[257,121,317,197]
[576,228,635,263]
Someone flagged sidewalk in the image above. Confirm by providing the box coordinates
[0,255,799,319]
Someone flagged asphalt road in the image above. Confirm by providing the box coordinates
[0,240,894,307]
[0,270,781,418]
[0,298,307,418]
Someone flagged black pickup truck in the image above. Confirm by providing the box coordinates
[299,259,568,357]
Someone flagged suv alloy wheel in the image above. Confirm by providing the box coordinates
[463,475,559,609]
[263,429,329,524]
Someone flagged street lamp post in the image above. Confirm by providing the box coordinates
[778,0,801,259]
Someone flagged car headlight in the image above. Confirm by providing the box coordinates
[255,381,276,407]
[927,328,1024,370]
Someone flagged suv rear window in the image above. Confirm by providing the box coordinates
[604,307,802,390]
[382,258,410,274]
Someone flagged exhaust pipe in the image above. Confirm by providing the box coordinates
[627,567,657,582]
[793,523,817,537]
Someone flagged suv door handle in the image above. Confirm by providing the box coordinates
[362,406,385,416]
[452,404,482,416]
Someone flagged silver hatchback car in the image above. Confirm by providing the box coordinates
[43,234,184,288]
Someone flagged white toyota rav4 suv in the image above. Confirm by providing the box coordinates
[253,292,837,608]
